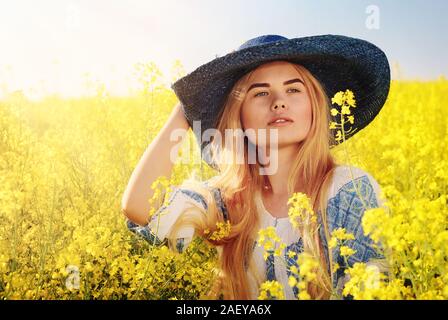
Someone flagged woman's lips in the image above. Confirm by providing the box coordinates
[268,120,293,127]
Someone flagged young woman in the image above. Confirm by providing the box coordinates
[121,35,391,300]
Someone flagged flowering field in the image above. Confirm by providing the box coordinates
[0,75,447,299]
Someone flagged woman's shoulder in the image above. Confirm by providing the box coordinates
[327,164,384,206]
[322,165,387,270]
[173,185,208,209]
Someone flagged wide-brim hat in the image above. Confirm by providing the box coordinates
[171,34,391,170]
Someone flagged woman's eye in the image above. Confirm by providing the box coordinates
[254,88,300,97]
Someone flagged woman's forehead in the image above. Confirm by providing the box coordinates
[248,61,303,83]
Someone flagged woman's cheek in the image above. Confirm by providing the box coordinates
[301,107,313,136]
[242,103,263,127]
[295,96,312,118]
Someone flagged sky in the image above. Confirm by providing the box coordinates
[0,0,446,99]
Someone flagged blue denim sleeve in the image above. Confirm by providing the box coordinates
[125,183,229,253]
[126,218,167,246]
[125,187,194,253]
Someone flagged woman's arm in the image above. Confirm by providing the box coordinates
[121,102,190,226]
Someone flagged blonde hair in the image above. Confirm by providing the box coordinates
[168,61,339,299]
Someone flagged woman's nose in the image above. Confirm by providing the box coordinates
[271,103,288,112]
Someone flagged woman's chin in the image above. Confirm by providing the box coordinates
[262,140,304,150]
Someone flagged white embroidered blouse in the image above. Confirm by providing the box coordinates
[126,165,389,299]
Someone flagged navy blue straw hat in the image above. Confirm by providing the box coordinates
[171,34,391,170]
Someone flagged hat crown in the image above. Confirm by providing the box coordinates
[237,34,288,51]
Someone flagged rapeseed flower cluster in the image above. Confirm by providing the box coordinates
[329,89,357,142]
[257,227,287,261]
[257,280,285,300]
[287,192,316,228]
[204,220,232,241]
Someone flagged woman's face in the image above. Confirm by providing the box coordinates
[240,61,312,148]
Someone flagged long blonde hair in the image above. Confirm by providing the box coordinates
[168,61,339,299]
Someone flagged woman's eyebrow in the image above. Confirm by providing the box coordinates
[247,78,304,92]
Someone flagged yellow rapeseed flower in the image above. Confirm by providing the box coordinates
[257,226,287,261]
[258,280,285,300]
[340,246,356,257]
[208,221,231,241]
[287,192,316,229]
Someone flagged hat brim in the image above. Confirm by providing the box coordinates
[171,34,390,170]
